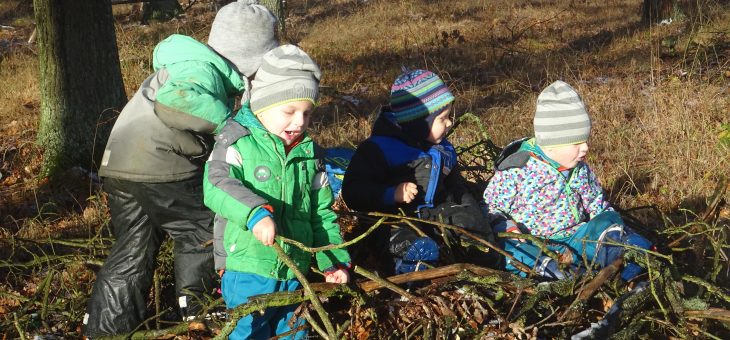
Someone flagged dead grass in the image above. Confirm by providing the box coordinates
[0,0,728,337]
[0,0,724,225]
[298,0,729,211]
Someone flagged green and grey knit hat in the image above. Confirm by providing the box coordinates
[534,80,591,147]
[250,45,321,115]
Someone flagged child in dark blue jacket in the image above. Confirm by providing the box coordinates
[342,68,494,275]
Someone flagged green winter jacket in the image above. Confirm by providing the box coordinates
[203,104,350,280]
[99,34,245,182]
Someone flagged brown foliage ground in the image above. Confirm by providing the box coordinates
[0,0,728,338]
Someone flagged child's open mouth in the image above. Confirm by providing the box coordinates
[284,130,300,138]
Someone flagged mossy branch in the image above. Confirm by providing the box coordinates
[271,242,336,339]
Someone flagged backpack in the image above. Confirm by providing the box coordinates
[324,147,355,199]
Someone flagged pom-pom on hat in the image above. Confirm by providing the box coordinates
[249,45,321,115]
[534,80,591,147]
[207,0,279,78]
[389,67,455,123]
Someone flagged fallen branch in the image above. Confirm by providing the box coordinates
[360,211,534,274]
[358,263,530,294]
[684,308,730,322]
[272,242,336,339]
[559,258,623,321]
[353,265,415,300]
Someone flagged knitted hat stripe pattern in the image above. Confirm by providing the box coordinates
[258,62,315,78]
[207,1,278,77]
[534,80,591,147]
[391,72,433,91]
[395,89,453,114]
[250,44,321,115]
[390,69,455,123]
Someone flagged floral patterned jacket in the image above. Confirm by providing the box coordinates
[483,138,612,239]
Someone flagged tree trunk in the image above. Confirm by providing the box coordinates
[259,0,286,38]
[642,0,677,23]
[33,0,127,178]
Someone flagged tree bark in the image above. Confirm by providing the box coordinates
[33,0,127,178]
[642,0,677,23]
[259,0,286,37]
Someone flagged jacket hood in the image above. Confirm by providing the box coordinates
[153,34,245,91]
[371,108,431,149]
[494,137,531,171]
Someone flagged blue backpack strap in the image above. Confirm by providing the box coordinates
[324,147,356,199]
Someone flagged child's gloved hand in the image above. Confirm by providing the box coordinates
[395,182,418,203]
[252,216,277,246]
[325,268,350,283]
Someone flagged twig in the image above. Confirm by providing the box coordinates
[154,269,161,330]
[362,211,534,274]
[353,265,415,301]
[577,258,622,300]
[275,217,386,252]
[0,255,84,269]
[559,258,622,321]
[505,288,524,322]
[213,284,354,339]
[270,323,309,339]
[182,0,197,12]
[271,243,336,339]
[40,270,54,324]
[496,232,561,260]
[524,305,560,331]
[681,275,730,303]
[14,313,26,340]
[684,308,730,322]
[335,319,351,339]
[401,218,427,237]
[645,253,668,320]
[302,309,327,339]
[667,176,727,248]
[357,263,529,293]
[14,237,112,249]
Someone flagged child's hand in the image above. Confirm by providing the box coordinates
[395,182,418,203]
[252,216,276,246]
[325,268,350,284]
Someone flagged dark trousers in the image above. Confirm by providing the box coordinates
[84,177,216,337]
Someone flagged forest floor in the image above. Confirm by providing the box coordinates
[0,0,729,338]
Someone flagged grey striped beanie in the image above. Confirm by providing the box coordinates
[250,45,321,115]
[207,0,279,78]
[534,81,591,147]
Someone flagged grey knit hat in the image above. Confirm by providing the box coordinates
[250,44,321,115]
[207,0,279,78]
[534,80,591,147]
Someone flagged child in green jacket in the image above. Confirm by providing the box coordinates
[203,44,350,339]
[85,2,278,337]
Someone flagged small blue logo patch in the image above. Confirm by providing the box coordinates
[254,166,271,182]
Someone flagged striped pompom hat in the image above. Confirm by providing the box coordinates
[534,80,591,147]
[250,44,321,115]
[389,67,455,123]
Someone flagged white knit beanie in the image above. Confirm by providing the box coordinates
[534,80,591,147]
[207,0,279,77]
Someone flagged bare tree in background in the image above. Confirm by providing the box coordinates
[643,0,678,23]
[33,0,127,178]
[258,0,286,37]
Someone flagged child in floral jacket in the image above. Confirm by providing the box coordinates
[483,80,651,280]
